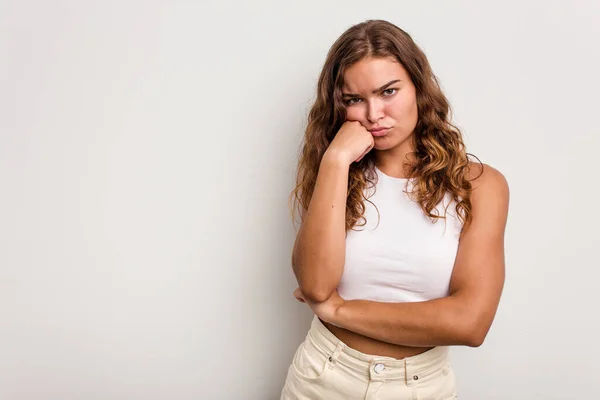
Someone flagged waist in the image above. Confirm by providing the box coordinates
[323,320,434,359]
[311,316,450,378]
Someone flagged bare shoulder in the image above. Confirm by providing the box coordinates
[467,162,509,199]
[465,162,510,230]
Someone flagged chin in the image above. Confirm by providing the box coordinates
[375,131,412,150]
[373,142,390,151]
[373,136,400,150]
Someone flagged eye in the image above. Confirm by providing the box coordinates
[382,88,397,96]
[345,98,362,106]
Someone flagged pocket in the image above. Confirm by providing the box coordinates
[442,363,458,399]
[415,362,457,400]
[290,335,332,381]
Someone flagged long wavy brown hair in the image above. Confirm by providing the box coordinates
[290,20,482,234]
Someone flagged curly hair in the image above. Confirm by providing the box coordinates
[290,20,482,234]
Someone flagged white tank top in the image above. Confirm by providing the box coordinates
[337,167,463,303]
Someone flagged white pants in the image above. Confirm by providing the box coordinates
[280,316,458,400]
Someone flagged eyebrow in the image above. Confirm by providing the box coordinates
[341,79,402,98]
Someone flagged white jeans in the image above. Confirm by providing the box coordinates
[280,316,458,400]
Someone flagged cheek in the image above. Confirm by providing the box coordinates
[383,104,397,117]
[387,97,416,120]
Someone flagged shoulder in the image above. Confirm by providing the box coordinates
[467,162,509,198]
[465,162,510,224]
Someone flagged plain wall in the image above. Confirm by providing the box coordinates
[2,1,599,399]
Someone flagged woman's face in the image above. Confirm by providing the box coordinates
[342,56,419,153]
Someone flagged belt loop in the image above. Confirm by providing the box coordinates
[404,358,408,385]
[328,342,345,369]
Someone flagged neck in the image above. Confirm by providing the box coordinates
[374,138,416,179]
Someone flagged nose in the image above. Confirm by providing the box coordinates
[367,99,384,124]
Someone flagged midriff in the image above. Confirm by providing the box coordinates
[322,320,433,359]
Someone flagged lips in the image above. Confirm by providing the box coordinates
[369,127,391,137]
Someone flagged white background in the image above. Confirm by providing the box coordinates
[2,1,599,399]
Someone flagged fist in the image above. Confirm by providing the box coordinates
[326,121,375,165]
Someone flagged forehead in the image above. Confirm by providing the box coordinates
[342,56,408,90]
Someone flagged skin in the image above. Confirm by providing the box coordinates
[293,56,509,358]
[343,56,420,177]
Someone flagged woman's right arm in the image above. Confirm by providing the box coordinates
[291,121,374,303]
[291,153,350,303]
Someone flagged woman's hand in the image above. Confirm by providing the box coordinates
[324,121,374,166]
[293,287,346,326]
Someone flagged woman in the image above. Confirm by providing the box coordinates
[280,19,509,400]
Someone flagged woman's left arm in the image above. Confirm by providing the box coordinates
[297,164,510,348]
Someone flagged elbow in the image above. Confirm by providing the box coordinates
[446,295,498,347]
[463,329,487,348]
[292,261,335,303]
[300,285,334,303]
[451,307,492,347]
[292,257,340,303]
[459,318,491,348]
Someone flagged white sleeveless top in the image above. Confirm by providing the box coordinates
[337,167,464,303]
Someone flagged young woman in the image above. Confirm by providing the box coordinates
[280,20,509,400]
